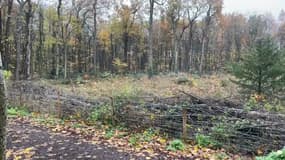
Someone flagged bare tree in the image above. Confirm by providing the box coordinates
[24,0,33,79]
[199,0,222,74]
[185,0,206,71]
[166,0,182,72]
[0,1,7,156]
[148,0,164,77]
[2,0,13,70]
[92,0,98,72]
[55,0,62,79]
[0,55,6,160]
[15,0,28,80]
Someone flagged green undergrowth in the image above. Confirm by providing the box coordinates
[7,106,247,159]
[166,139,185,151]
[128,128,158,147]
[256,148,285,160]
[7,107,30,117]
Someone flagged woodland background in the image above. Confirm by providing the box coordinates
[1,0,285,79]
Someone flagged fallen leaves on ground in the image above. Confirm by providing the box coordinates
[6,147,35,160]
[8,115,252,160]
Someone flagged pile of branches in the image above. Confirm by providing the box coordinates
[7,81,107,118]
[115,92,285,154]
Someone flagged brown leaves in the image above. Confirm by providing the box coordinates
[6,147,35,160]
[9,113,247,160]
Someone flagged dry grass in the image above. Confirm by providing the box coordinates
[47,73,240,101]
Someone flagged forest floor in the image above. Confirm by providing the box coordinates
[48,73,241,102]
[6,115,250,160]
[5,74,254,160]
[7,118,141,160]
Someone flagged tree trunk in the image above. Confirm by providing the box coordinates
[186,23,194,72]
[0,55,7,160]
[148,0,154,77]
[37,5,44,76]
[93,0,97,72]
[56,0,62,79]
[3,0,13,70]
[0,1,7,158]
[199,37,206,74]
[199,6,212,74]
[25,0,32,79]
[64,43,67,79]
[15,15,22,80]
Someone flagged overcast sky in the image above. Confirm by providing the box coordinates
[223,0,285,18]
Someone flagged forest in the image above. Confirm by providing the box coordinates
[0,0,284,78]
[0,0,285,159]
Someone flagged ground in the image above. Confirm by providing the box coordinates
[49,73,240,101]
[5,74,256,160]
[6,115,248,160]
[7,118,153,160]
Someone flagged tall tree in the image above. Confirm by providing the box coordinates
[24,0,33,79]
[199,0,222,74]
[147,0,155,77]
[92,0,98,72]
[56,0,62,79]
[3,0,13,70]
[0,56,6,160]
[147,0,163,77]
[115,1,140,69]
[166,0,182,72]
[15,0,28,80]
[0,0,7,159]
[36,4,44,76]
[185,0,206,71]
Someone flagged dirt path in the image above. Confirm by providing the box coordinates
[7,119,149,160]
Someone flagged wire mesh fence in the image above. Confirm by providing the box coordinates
[8,81,285,154]
[113,95,285,154]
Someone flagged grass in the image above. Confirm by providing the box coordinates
[48,73,240,101]
[6,105,248,159]
[8,107,30,117]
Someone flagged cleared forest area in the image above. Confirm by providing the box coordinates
[0,0,285,160]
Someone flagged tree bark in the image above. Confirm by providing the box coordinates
[93,0,97,72]
[3,0,14,70]
[37,5,44,76]
[56,0,62,79]
[0,0,7,158]
[147,0,154,77]
[25,0,32,79]
[15,2,25,80]
[199,5,212,74]
[0,75,6,160]
[0,55,7,160]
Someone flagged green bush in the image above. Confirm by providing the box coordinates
[100,72,112,79]
[129,134,140,146]
[112,84,141,100]
[142,128,156,142]
[87,104,112,124]
[175,77,190,85]
[3,70,12,80]
[112,58,128,74]
[8,107,30,117]
[244,96,259,111]
[105,129,114,139]
[195,134,213,147]
[256,148,285,160]
[210,122,231,147]
[166,139,185,151]
[128,129,157,146]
